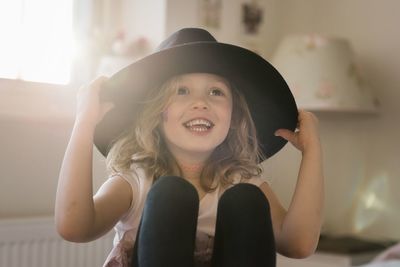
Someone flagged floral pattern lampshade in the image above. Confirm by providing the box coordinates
[271,35,379,113]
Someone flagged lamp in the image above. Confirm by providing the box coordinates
[271,34,379,113]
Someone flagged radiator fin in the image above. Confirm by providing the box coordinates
[0,217,114,267]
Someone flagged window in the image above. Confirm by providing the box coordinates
[0,0,74,84]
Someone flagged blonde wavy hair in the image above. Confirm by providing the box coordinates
[106,74,264,191]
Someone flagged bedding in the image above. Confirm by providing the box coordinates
[357,260,400,267]
[358,243,400,267]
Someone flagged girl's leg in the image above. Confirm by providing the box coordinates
[132,176,199,267]
[211,183,276,267]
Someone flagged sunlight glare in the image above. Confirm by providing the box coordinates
[0,0,74,84]
[353,174,389,233]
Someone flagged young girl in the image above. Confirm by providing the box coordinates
[55,28,324,267]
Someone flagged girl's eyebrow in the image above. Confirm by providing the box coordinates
[212,81,231,90]
[176,79,230,90]
[215,76,231,86]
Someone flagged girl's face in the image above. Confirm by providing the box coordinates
[161,73,233,163]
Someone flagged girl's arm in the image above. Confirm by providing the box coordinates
[266,110,324,258]
[55,77,132,242]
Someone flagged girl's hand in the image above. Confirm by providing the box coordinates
[274,110,321,153]
[76,76,114,126]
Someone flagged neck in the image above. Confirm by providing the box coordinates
[164,144,212,181]
[180,162,204,172]
[175,158,206,181]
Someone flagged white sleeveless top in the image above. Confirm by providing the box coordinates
[103,165,266,267]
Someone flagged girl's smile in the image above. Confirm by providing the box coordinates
[161,73,233,162]
[182,117,214,136]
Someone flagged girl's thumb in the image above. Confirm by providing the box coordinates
[101,102,115,117]
[274,129,294,142]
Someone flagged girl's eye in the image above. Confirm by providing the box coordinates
[209,87,225,96]
[177,86,189,95]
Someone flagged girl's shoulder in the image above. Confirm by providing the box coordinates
[107,164,154,223]
[108,164,152,191]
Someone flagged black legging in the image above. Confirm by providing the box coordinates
[131,176,276,267]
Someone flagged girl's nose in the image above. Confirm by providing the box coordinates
[192,101,208,110]
[191,97,209,110]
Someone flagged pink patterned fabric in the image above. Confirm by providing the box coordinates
[372,243,400,263]
[103,232,134,267]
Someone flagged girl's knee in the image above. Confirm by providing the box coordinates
[220,183,270,209]
[147,176,199,207]
[217,183,271,223]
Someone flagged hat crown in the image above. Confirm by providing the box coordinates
[156,28,217,51]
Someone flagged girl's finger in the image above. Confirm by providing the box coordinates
[102,102,115,114]
[275,129,296,142]
[91,76,108,92]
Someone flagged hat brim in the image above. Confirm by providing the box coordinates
[94,42,298,160]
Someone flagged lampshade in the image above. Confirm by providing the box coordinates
[271,35,378,113]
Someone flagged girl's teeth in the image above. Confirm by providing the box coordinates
[185,119,213,128]
[188,126,209,132]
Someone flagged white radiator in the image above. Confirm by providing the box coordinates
[0,217,114,267]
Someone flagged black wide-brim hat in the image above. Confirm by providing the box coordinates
[94,28,298,160]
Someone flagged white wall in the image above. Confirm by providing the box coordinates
[268,0,400,240]
[165,0,281,57]
[0,0,399,241]
[123,0,167,48]
[0,81,108,218]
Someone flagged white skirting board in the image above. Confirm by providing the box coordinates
[0,216,114,267]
